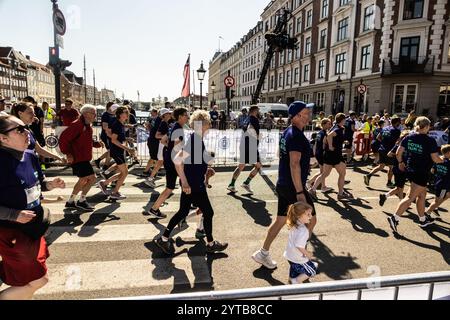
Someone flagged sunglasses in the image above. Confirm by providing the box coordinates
[1,125,28,135]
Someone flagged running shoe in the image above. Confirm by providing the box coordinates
[147,208,167,219]
[144,178,156,188]
[387,215,399,233]
[379,194,387,207]
[155,238,174,255]
[206,241,228,253]
[364,175,371,186]
[320,187,333,193]
[386,181,395,188]
[227,185,237,193]
[251,249,277,270]
[65,201,77,209]
[338,191,354,201]
[419,215,435,228]
[195,229,206,239]
[75,201,95,212]
[241,184,254,195]
[110,192,127,200]
[98,180,110,195]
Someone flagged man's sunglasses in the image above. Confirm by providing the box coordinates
[1,125,28,135]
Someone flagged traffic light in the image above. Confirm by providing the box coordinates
[49,47,58,66]
[230,90,236,100]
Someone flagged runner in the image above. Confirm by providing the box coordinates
[0,115,65,300]
[309,113,353,201]
[227,105,261,195]
[143,108,189,219]
[94,102,116,170]
[145,108,173,188]
[387,117,444,233]
[155,110,228,255]
[59,105,104,212]
[58,99,80,126]
[379,130,410,206]
[364,117,402,187]
[343,111,357,163]
[307,118,332,192]
[252,101,316,270]
[142,108,159,176]
[371,120,385,166]
[98,107,135,200]
[425,144,450,216]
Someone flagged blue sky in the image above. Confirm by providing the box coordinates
[0,0,268,101]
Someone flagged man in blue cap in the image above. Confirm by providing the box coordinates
[252,101,317,270]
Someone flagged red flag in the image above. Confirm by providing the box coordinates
[181,54,190,98]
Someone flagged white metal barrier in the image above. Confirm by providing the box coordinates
[104,271,450,300]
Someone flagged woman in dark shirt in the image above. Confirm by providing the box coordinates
[98,107,135,200]
[155,110,228,255]
[309,113,353,201]
[0,115,65,300]
[308,118,332,193]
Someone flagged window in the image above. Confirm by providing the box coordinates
[306,10,313,28]
[447,41,450,63]
[296,18,302,34]
[295,47,300,60]
[303,64,310,82]
[320,29,327,49]
[361,45,371,70]
[318,59,325,79]
[337,18,349,42]
[403,0,424,20]
[439,84,450,105]
[393,84,417,113]
[321,0,329,18]
[305,37,311,55]
[279,72,284,87]
[286,70,291,86]
[400,36,420,62]
[317,92,325,110]
[294,68,299,84]
[340,0,350,6]
[335,52,346,74]
[363,5,375,32]
[270,75,274,89]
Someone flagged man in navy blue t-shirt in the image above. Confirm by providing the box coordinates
[252,101,317,270]
[227,105,262,195]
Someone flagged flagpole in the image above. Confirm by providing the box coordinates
[192,69,196,107]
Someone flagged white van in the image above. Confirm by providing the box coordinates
[241,103,289,119]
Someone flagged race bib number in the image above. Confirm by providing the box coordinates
[25,183,41,209]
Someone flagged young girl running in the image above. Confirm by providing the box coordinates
[284,202,318,284]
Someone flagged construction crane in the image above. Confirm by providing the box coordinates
[251,8,298,105]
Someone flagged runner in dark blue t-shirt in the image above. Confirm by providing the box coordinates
[155,110,228,255]
[364,117,401,187]
[227,105,262,195]
[426,145,450,216]
[310,113,353,201]
[144,108,189,219]
[388,117,444,233]
[94,102,117,170]
[252,101,317,271]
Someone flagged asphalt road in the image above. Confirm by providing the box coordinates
[5,163,448,300]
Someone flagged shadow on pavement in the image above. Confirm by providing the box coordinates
[310,234,361,280]
[322,193,389,238]
[252,266,285,286]
[229,193,273,227]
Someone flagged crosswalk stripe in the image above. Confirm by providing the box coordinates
[46,223,198,244]
[36,257,212,296]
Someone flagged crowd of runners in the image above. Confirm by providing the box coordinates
[0,94,449,299]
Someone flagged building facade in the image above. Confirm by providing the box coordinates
[61,70,85,106]
[0,47,28,101]
[219,42,243,111]
[208,51,223,107]
[100,88,116,105]
[24,56,55,105]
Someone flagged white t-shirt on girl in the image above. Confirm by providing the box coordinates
[284,223,310,264]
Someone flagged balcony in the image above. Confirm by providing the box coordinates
[382,56,434,76]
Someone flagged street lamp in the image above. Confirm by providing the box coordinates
[335,76,342,114]
[211,81,216,106]
[197,61,206,108]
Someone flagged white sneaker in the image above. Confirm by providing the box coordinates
[110,192,127,200]
[144,178,156,188]
[227,185,237,193]
[241,184,254,195]
[252,249,277,270]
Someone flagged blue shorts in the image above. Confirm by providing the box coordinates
[288,260,318,279]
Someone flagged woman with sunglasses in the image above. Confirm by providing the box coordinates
[11,103,65,164]
[98,106,135,200]
[0,115,65,300]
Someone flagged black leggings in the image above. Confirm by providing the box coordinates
[163,190,214,243]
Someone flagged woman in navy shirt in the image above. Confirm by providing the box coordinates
[388,117,444,233]
[310,113,353,201]
[155,110,228,255]
[98,107,135,200]
[0,115,65,300]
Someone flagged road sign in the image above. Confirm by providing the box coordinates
[53,8,66,36]
[56,34,64,49]
[224,76,235,88]
[358,84,367,94]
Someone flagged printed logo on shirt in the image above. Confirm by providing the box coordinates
[436,164,448,176]
[407,141,423,154]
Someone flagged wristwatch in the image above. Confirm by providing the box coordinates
[296,191,304,195]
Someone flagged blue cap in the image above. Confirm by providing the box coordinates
[288,101,314,117]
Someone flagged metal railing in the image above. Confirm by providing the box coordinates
[106,271,450,300]
[382,56,434,75]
